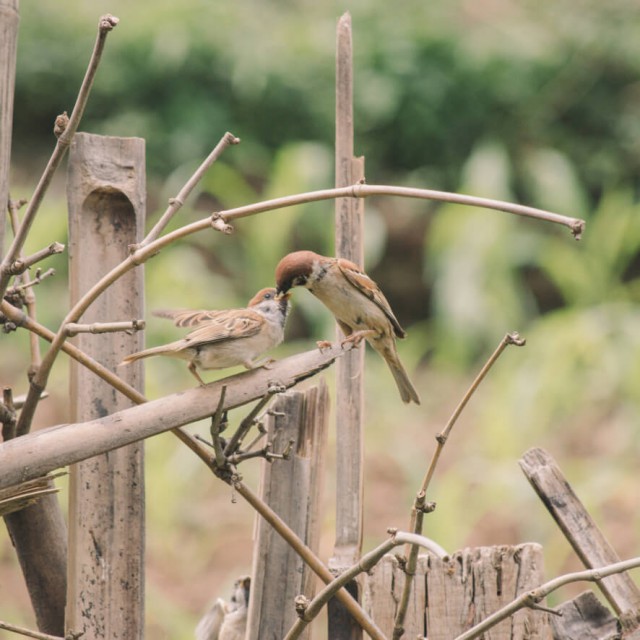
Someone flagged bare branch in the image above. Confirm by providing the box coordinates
[5,242,64,276]
[214,183,585,238]
[139,131,240,246]
[10,268,56,292]
[0,618,67,640]
[0,14,119,298]
[232,478,387,640]
[64,319,145,337]
[393,331,525,639]
[454,557,640,640]
[223,391,276,456]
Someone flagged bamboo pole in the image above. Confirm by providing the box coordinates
[65,133,146,638]
[329,12,365,640]
[0,0,18,255]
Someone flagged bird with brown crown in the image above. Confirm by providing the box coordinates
[275,250,420,404]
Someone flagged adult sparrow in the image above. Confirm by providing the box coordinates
[121,288,289,385]
[275,250,420,404]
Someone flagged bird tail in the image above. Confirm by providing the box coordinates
[120,344,175,365]
[374,341,420,404]
[388,358,421,404]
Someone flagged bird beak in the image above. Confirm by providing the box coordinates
[275,290,290,301]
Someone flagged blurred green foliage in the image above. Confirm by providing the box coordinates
[4,0,640,637]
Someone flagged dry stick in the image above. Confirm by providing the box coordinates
[233,479,388,640]
[7,198,43,371]
[0,14,119,299]
[392,331,526,640]
[5,242,65,276]
[0,618,66,640]
[453,557,640,640]
[64,320,145,336]
[138,130,240,246]
[2,304,386,639]
[284,531,443,640]
[216,183,586,239]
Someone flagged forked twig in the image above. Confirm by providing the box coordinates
[139,131,240,246]
[0,14,119,299]
[392,331,526,639]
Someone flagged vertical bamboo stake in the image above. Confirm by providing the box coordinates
[329,11,366,640]
[0,0,19,253]
[66,133,146,639]
[2,8,69,633]
[246,383,330,639]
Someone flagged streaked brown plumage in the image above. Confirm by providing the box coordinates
[275,250,420,404]
[120,288,289,384]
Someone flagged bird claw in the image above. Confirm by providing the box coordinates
[316,340,333,352]
[340,329,374,349]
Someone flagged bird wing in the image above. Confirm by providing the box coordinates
[153,308,233,328]
[182,309,264,346]
[336,258,407,338]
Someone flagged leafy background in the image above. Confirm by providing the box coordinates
[2,0,640,637]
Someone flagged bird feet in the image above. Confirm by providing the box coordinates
[316,340,333,352]
[340,329,375,349]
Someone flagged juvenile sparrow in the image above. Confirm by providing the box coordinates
[195,576,250,640]
[275,250,420,404]
[120,288,289,385]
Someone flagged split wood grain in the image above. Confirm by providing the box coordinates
[520,446,640,630]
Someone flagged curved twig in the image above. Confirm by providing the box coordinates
[284,530,446,640]
[215,183,585,238]
[14,178,583,437]
[392,332,526,639]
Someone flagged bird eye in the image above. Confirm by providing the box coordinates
[264,292,272,299]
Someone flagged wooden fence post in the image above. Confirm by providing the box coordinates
[66,133,146,638]
[520,447,640,633]
[365,545,551,639]
[246,383,330,639]
[330,11,366,639]
[0,0,18,252]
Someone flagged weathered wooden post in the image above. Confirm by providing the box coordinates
[329,11,366,639]
[0,0,18,252]
[247,383,330,639]
[364,544,552,638]
[2,7,69,634]
[66,133,146,638]
[520,447,640,635]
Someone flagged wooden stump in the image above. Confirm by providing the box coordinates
[246,383,330,639]
[364,544,552,639]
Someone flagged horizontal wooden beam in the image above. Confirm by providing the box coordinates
[0,343,348,490]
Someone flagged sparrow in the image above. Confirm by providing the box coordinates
[275,250,420,404]
[195,576,250,640]
[120,288,289,385]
